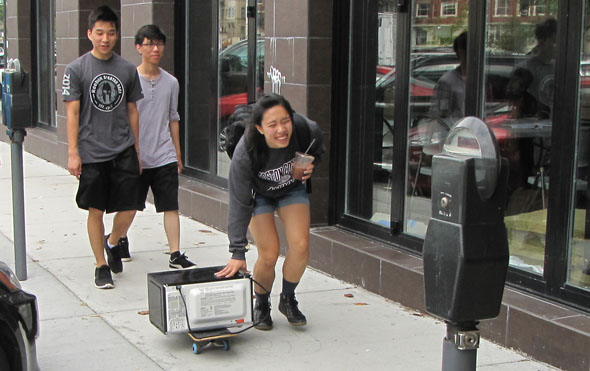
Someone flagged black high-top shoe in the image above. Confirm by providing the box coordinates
[278,293,307,326]
[254,301,273,330]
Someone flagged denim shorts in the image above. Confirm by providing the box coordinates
[253,182,309,216]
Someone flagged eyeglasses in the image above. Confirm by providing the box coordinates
[142,42,165,48]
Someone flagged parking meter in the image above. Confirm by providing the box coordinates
[2,58,32,281]
[423,117,509,370]
[2,58,33,129]
[423,116,509,322]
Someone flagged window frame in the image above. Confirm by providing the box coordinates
[32,0,56,129]
[416,3,430,18]
[494,0,510,17]
[441,2,458,17]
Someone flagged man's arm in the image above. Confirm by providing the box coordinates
[169,120,183,173]
[127,101,141,172]
[65,100,82,178]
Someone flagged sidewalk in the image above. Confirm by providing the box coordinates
[0,141,558,371]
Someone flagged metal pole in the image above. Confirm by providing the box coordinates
[8,128,27,280]
[441,322,479,371]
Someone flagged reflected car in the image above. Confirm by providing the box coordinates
[219,39,265,96]
[218,39,265,126]
[374,52,527,193]
[0,261,39,371]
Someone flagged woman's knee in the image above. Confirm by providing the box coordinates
[256,249,280,267]
[288,238,309,257]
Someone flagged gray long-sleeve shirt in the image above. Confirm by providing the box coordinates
[227,114,324,259]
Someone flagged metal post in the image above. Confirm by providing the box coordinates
[441,322,479,371]
[8,128,27,280]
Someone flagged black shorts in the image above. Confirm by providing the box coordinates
[138,162,179,212]
[76,146,143,213]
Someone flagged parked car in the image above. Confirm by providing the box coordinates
[0,261,39,371]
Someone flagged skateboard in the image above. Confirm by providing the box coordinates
[188,328,237,354]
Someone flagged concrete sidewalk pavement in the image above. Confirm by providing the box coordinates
[0,141,558,371]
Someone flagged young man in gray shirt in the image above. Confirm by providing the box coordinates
[116,24,195,269]
[62,6,144,289]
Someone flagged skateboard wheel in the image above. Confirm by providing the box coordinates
[223,340,230,351]
[192,343,200,354]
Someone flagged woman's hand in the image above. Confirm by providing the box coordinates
[301,163,315,182]
[215,259,249,278]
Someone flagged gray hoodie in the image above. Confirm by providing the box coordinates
[227,114,324,259]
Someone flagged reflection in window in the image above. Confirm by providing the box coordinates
[217,0,249,177]
[441,3,457,17]
[36,0,56,127]
[255,0,265,100]
[402,1,467,237]
[569,0,590,291]
[415,28,427,45]
[520,1,548,17]
[344,0,397,227]
[495,0,510,17]
[216,0,265,177]
[416,3,429,18]
[483,2,558,276]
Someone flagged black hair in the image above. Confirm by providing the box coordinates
[88,5,119,32]
[135,24,167,46]
[453,31,467,54]
[245,93,294,173]
[535,18,557,41]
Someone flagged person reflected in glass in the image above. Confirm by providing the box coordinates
[425,31,467,153]
[508,18,557,120]
[430,31,467,123]
[504,18,557,212]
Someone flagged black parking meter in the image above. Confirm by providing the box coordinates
[2,58,33,129]
[423,117,509,371]
[2,58,32,281]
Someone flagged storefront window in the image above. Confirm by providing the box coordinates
[216,0,264,177]
[404,1,468,237]
[35,0,56,128]
[217,0,249,177]
[569,0,590,290]
[345,0,397,227]
[255,0,265,98]
[483,3,558,275]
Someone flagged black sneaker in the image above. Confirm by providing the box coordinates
[119,237,131,262]
[254,302,273,331]
[104,234,123,274]
[168,251,196,269]
[279,293,307,326]
[94,265,114,289]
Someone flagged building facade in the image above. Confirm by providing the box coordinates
[3,0,590,369]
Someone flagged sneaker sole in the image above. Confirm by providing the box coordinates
[94,282,114,289]
[121,257,132,262]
